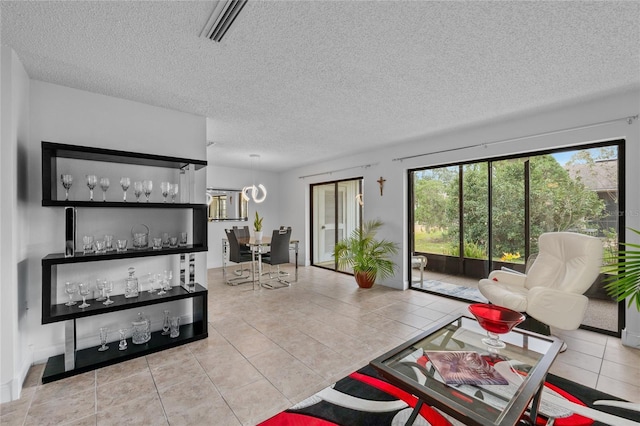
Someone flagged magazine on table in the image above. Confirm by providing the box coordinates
[424,351,508,385]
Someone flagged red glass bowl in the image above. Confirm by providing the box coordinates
[468,303,525,335]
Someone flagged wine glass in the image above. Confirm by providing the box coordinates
[468,303,525,350]
[147,273,156,294]
[96,279,106,301]
[143,180,153,202]
[162,310,171,335]
[133,181,143,202]
[160,182,170,203]
[118,328,128,350]
[99,177,110,202]
[169,183,179,203]
[157,273,167,295]
[103,281,114,305]
[120,177,130,202]
[86,175,98,201]
[61,174,73,201]
[64,281,77,306]
[78,282,91,308]
[98,327,109,352]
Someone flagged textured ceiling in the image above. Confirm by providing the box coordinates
[2,1,639,172]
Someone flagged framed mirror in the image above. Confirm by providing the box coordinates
[206,188,249,222]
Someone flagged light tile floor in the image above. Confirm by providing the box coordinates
[1,266,639,425]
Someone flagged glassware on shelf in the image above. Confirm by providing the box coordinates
[98,327,109,352]
[120,177,130,202]
[94,240,107,254]
[152,237,162,250]
[163,270,173,290]
[104,234,114,251]
[131,224,149,250]
[169,183,178,203]
[118,328,128,351]
[160,182,170,203]
[99,177,110,202]
[96,279,107,301]
[161,232,170,247]
[179,232,188,247]
[116,239,128,252]
[131,312,151,345]
[86,175,98,201]
[64,281,77,306]
[78,282,91,308]
[82,235,95,254]
[133,181,143,202]
[169,316,180,338]
[147,272,157,294]
[162,310,170,335]
[103,281,114,305]
[157,273,167,296]
[124,267,139,298]
[142,180,153,202]
[61,174,73,201]
[169,236,178,248]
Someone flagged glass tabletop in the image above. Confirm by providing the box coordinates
[370,315,563,426]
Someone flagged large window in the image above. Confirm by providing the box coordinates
[410,141,623,334]
[311,178,363,272]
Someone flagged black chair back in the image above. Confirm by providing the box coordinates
[225,229,252,263]
[265,228,291,266]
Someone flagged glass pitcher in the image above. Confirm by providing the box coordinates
[131,312,151,344]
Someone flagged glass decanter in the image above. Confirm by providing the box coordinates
[131,312,151,345]
[124,267,139,298]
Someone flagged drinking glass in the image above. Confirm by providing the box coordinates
[169,316,180,338]
[96,279,107,301]
[133,181,143,202]
[143,180,153,202]
[162,310,170,335]
[163,270,173,290]
[152,237,162,250]
[118,328,128,350]
[82,235,95,254]
[169,236,178,248]
[61,174,73,201]
[104,234,114,251]
[78,282,91,308]
[161,232,170,247]
[157,273,167,296]
[116,239,128,252]
[64,281,77,306]
[147,273,157,294]
[94,240,106,254]
[98,327,109,352]
[103,280,114,305]
[179,232,188,247]
[120,177,130,202]
[99,177,110,201]
[86,175,98,201]
[169,183,178,203]
[160,182,170,203]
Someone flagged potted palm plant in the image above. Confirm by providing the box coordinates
[604,227,640,311]
[333,219,399,288]
[253,211,264,241]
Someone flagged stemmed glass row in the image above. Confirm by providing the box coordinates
[59,174,179,203]
[96,308,179,353]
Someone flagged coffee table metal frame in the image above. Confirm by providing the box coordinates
[370,315,563,426]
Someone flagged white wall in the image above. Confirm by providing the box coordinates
[0,47,31,403]
[16,80,207,389]
[205,161,279,268]
[279,87,640,345]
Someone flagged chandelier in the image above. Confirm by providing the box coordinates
[242,154,267,203]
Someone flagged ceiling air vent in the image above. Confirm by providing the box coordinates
[200,0,247,42]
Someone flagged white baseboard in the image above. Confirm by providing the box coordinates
[0,347,33,404]
[622,328,640,348]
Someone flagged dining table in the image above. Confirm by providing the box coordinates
[221,236,299,289]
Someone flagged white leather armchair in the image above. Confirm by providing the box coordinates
[478,232,603,331]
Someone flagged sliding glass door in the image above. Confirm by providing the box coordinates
[312,178,362,272]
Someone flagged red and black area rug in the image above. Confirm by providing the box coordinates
[259,365,639,426]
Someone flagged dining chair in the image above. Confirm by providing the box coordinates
[224,228,254,285]
[261,227,292,288]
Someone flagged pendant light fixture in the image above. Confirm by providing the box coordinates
[242,154,267,203]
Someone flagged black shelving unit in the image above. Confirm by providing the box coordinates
[40,141,209,383]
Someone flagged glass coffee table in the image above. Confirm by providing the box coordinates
[370,315,564,426]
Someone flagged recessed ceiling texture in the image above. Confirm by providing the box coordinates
[2,1,639,171]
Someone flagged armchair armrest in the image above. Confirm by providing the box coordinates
[527,287,589,330]
[487,270,527,288]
